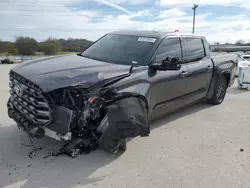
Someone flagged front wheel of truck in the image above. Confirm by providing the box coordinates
[98,115,127,153]
[207,75,228,105]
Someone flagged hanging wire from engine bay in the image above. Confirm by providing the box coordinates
[22,136,43,158]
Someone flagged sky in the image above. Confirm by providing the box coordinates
[0,0,250,43]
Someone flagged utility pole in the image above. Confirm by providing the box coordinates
[192,4,198,34]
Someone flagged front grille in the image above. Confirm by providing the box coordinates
[9,71,51,125]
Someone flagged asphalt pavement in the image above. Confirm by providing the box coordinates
[0,64,250,188]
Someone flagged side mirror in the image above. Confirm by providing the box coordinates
[150,56,181,71]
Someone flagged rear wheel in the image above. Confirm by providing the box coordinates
[207,75,228,105]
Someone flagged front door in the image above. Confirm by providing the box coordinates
[149,37,188,120]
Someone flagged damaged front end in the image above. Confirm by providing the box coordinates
[7,71,149,158]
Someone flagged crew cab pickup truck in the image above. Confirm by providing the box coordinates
[7,30,238,157]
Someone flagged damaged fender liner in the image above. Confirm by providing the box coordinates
[105,95,149,138]
[97,92,149,151]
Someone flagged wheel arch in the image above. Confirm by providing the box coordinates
[97,92,149,136]
[221,72,231,86]
[206,70,231,99]
[97,92,150,152]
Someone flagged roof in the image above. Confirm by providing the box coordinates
[109,30,204,39]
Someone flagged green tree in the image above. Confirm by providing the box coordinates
[59,38,93,52]
[15,37,38,55]
[6,43,19,55]
[40,37,61,55]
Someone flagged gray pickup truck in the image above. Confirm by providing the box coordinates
[7,30,238,157]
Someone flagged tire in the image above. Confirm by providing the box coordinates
[98,115,127,153]
[118,138,127,151]
[99,136,127,154]
[207,75,228,105]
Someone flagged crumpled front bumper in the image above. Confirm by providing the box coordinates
[7,99,72,141]
[7,99,37,134]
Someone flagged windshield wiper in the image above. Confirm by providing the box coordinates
[79,54,105,62]
[77,54,95,59]
[77,53,85,57]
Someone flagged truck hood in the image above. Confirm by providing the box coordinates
[11,55,133,92]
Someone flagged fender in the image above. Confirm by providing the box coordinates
[97,92,149,139]
[206,66,232,99]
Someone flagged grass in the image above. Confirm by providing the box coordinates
[0,52,8,56]
[34,52,44,55]
[35,51,79,55]
[34,51,79,55]
[56,51,79,55]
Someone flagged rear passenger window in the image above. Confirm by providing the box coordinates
[185,38,205,62]
[156,38,182,62]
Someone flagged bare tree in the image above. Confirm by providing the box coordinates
[235,39,245,45]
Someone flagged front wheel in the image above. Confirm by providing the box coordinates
[207,75,228,105]
[99,136,127,154]
[98,115,127,153]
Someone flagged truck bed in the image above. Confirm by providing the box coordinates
[211,53,238,66]
[210,53,238,87]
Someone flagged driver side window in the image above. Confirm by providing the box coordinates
[155,38,182,63]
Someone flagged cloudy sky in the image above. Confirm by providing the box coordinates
[1,0,250,43]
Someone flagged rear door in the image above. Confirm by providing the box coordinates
[149,37,188,120]
[182,37,213,102]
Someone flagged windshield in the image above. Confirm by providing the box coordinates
[81,34,158,66]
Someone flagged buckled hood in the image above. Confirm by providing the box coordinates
[11,55,133,92]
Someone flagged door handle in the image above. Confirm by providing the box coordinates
[180,71,189,77]
[206,66,213,71]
